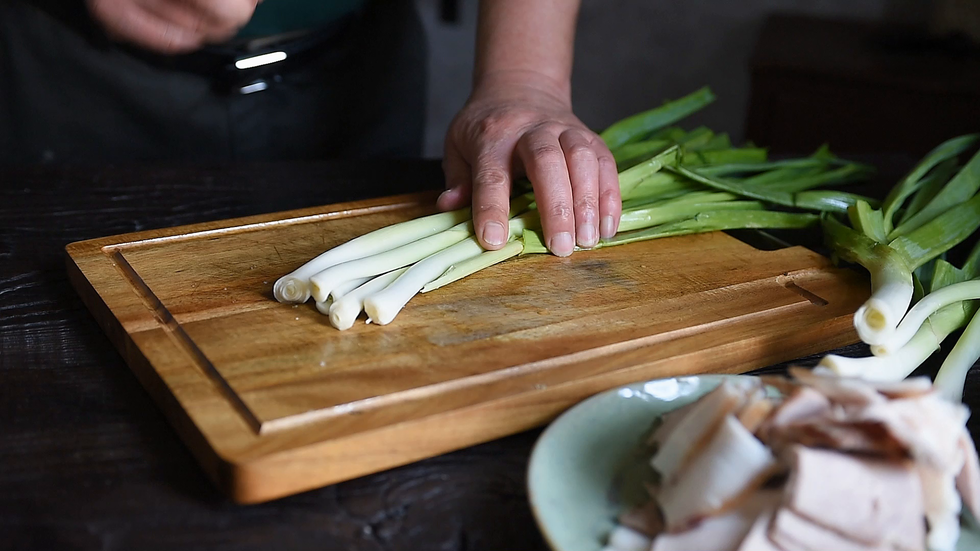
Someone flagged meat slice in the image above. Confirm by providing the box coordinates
[657,415,776,530]
[759,373,800,397]
[864,376,935,399]
[955,428,980,523]
[757,386,831,443]
[787,367,886,408]
[855,394,969,470]
[782,445,924,551]
[735,508,784,551]
[767,419,908,458]
[651,490,780,551]
[651,379,759,482]
[918,463,963,551]
[768,507,889,551]
[648,399,699,447]
[736,391,775,434]
[606,525,652,551]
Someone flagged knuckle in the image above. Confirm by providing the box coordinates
[476,203,510,218]
[574,193,599,212]
[537,121,566,135]
[567,143,597,165]
[596,149,616,165]
[473,167,509,190]
[548,201,573,222]
[600,187,622,207]
[528,142,564,163]
[476,115,509,140]
[560,127,591,141]
[598,154,621,180]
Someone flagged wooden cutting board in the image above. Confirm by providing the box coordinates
[66,190,868,504]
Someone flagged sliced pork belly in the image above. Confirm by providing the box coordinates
[658,415,776,531]
[863,377,935,399]
[955,428,980,523]
[767,419,908,457]
[918,463,963,551]
[757,386,831,443]
[769,507,889,551]
[787,367,886,408]
[606,525,653,551]
[856,394,969,470]
[651,490,780,551]
[783,445,924,551]
[735,508,783,551]
[759,373,800,397]
[735,390,775,434]
[651,379,760,482]
[649,399,700,447]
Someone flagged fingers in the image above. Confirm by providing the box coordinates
[441,99,623,258]
[191,0,257,30]
[87,0,256,54]
[518,128,575,257]
[558,129,600,248]
[595,140,622,238]
[470,145,514,251]
[88,0,203,53]
[437,140,473,211]
[185,0,257,40]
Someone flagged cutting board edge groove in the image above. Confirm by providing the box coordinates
[106,248,264,433]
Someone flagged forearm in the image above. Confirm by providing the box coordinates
[473,0,581,103]
[442,0,619,257]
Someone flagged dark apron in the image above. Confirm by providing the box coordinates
[0,0,427,165]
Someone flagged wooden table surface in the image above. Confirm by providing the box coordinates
[2,160,978,550]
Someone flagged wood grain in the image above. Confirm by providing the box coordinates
[66,191,869,503]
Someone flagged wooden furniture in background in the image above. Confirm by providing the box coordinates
[746,14,980,158]
[933,0,980,42]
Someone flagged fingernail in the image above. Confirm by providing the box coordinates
[549,232,574,257]
[483,221,507,247]
[438,187,457,200]
[577,222,598,249]
[600,216,616,239]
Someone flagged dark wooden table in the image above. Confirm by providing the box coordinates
[1,160,977,550]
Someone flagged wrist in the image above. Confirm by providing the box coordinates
[471,69,572,108]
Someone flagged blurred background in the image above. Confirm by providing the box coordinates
[2,0,977,165]
[416,0,980,159]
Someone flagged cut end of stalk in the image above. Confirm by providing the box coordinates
[309,278,331,304]
[863,307,889,332]
[314,299,332,316]
[274,276,311,304]
[363,296,397,326]
[817,354,865,378]
[854,300,898,345]
[869,343,891,357]
[327,301,359,331]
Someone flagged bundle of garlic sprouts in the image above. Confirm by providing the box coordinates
[274,87,876,330]
[818,136,980,399]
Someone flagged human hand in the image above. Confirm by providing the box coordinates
[86,0,258,54]
[438,72,621,257]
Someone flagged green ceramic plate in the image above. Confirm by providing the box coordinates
[527,374,980,551]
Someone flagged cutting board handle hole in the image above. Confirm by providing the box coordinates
[781,280,830,306]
